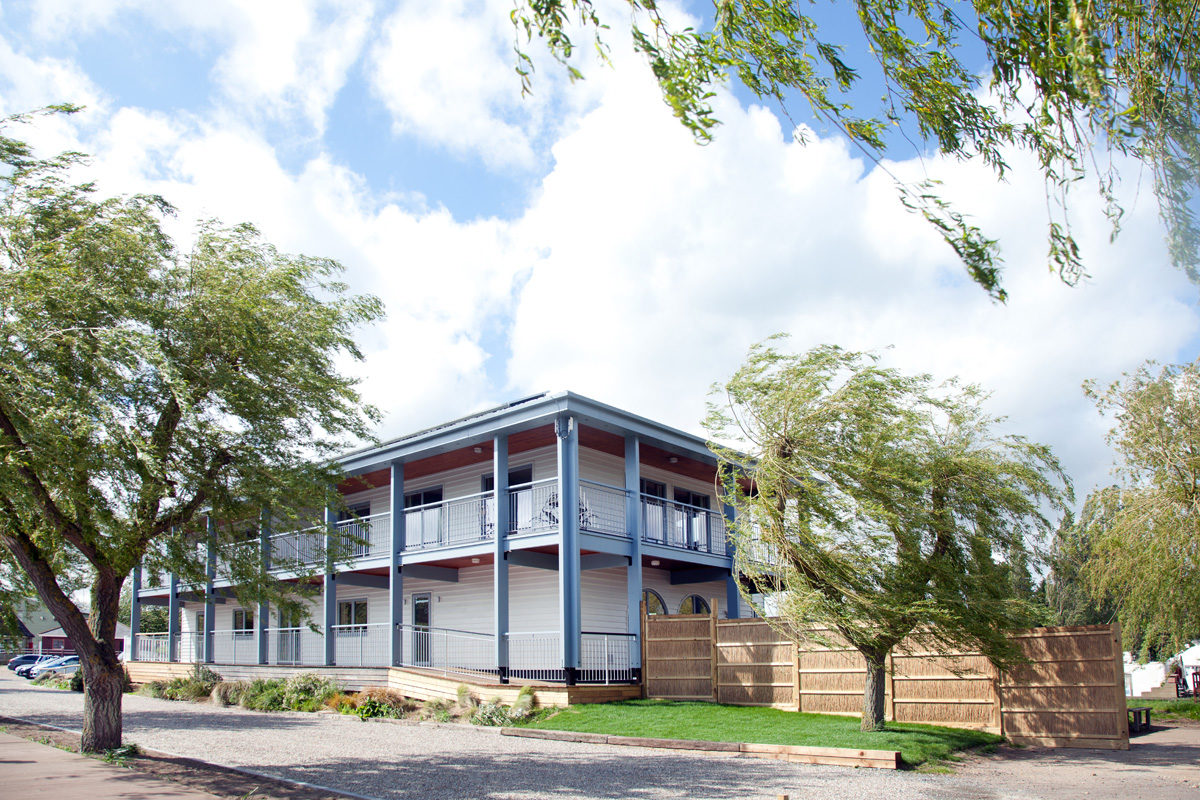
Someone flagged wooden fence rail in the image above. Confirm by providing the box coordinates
[642,602,1129,750]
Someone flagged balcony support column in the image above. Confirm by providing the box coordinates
[130,563,142,661]
[624,435,642,679]
[203,515,216,663]
[723,500,739,619]
[167,572,179,662]
[323,501,337,666]
[556,414,581,685]
[389,462,405,667]
[493,434,510,683]
[258,508,270,664]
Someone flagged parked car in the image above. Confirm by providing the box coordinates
[6,654,49,671]
[29,655,78,680]
[13,655,58,677]
[18,655,69,678]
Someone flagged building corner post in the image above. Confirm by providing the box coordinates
[556,413,581,685]
[389,462,405,668]
[494,434,510,683]
[723,500,739,619]
[624,434,642,681]
[203,515,216,663]
[323,499,337,667]
[167,569,179,663]
[130,562,142,661]
[258,508,270,665]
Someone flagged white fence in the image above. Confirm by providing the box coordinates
[133,633,171,662]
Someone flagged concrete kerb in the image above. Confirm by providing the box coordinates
[499,727,902,769]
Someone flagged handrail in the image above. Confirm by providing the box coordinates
[403,489,493,513]
[580,478,630,494]
[640,492,719,516]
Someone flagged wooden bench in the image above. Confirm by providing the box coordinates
[1128,706,1151,734]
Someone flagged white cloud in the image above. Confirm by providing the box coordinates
[25,0,373,132]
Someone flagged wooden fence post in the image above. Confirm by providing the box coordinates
[1110,621,1129,742]
[885,651,895,722]
[710,598,719,701]
[991,660,1003,735]
[640,600,648,699]
[793,641,801,712]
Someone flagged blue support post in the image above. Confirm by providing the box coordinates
[130,563,142,660]
[556,414,581,685]
[493,434,510,683]
[258,508,270,664]
[204,516,216,663]
[724,501,740,619]
[389,462,405,667]
[624,435,642,678]
[167,572,179,662]
[323,501,337,666]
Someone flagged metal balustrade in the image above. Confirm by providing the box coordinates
[506,631,561,682]
[641,496,728,555]
[396,624,496,678]
[267,626,325,666]
[210,628,260,664]
[578,481,630,536]
[580,632,638,684]
[337,513,390,559]
[405,493,495,550]
[332,622,390,667]
[269,526,325,569]
[508,479,558,535]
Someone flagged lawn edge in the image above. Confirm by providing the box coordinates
[500,726,901,769]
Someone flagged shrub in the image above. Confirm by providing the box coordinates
[355,697,398,720]
[508,685,536,720]
[281,673,341,712]
[240,678,287,711]
[359,686,417,713]
[456,684,476,710]
[421,698,454,722]
[31,672,57,686]
[137,681,169,699]
[68,670,83,693]
[325,692,359,712]
[471,701,510,726]
[211,681,248,707]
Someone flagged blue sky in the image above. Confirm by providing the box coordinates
[0,0,1196,503]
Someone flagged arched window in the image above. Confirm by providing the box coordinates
[642,589,667,616]
[678,595,711,615]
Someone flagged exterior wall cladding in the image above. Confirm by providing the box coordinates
[133,391,750,685]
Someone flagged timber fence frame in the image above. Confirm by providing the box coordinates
[641,600,1130,750]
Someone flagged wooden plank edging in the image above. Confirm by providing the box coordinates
[499,727,901,769]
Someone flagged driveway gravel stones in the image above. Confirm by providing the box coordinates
[2,671,1196,800]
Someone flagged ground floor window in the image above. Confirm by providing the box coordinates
[643,589,667,615]
[233,608,254,635]
[338,599,368,631]
[678,595,711,615]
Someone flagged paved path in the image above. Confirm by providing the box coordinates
[2,671,1198,800]
[0,730,223,800]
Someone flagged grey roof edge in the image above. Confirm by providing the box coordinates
[337,390,718,473]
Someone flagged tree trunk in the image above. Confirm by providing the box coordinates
[80,656,124,751]
[861,652,887,732]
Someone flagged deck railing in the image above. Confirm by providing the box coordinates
[580,632,638,684]
[396,624,495,678]
[267,626,325,666]
[641,495,728,556]
[332,622,390,667]
[269,526,325,569]
[337,513,391,560]
[133,632,171,662]
[508,479,558,535]
[579,480,630,537]
[210,628,260,664]
[507,631,561,682]
[405,492,495,550]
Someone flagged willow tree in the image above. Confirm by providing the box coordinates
[512,1,1200,300]
[706,340,1071,730]
[0,110,383,750]
[1081,359,1200,658]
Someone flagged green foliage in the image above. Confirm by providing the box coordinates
[456,683,477,709]
[706,338,1072,728]
[524,699,1001,767]
[68,669,83,693]
[136,680,168,699]
[99,743,140,767]
[1042,510,1117,628]
[1079,359,1200,656]
[211,681,248,707]
[239,678,288,711]
[511,1,1200,298]
[355,697,397,721]
[280,673,342,712]
[0,109,382,749]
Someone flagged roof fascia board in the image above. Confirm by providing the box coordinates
[560,393,714,462]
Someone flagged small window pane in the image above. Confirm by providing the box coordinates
[679,595,710,615]
[642,589,667,616]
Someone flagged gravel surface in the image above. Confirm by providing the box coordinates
[2,671,1196,800]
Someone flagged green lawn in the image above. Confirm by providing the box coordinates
[521,699,1002,767]
[1137,699,1200,721]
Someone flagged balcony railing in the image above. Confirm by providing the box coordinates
[405,492,496,550]
[641,495,728,556]
[579,480,629,536]
[509,479,559,536]
[332,622,390,667]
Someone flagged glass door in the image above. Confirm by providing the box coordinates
[412,592,431,666]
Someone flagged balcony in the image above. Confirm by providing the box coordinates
[211,480,732,573]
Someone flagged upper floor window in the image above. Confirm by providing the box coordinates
[482,465,534,491]
[405,487,443,508]
[674,489,710,509]
[641,479,666,499]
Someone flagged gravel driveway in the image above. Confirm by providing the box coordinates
[1,671,1196,800]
